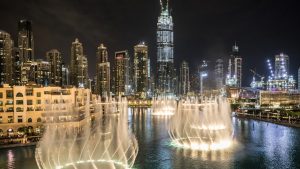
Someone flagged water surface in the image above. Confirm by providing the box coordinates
[1,109,300,169]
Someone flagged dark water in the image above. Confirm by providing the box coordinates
[1,109,300,169]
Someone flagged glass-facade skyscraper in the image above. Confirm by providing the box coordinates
[0,31,13,85]
[134,42,148,99]
[275,53,289,79]
[46,49,62,86]
[114,50,130,96]
[298,67,300,91]
[156,0,175,97]
[18,20,34,62]
[96,43,110,97]
[179,61,190,96]
[226,43,242,88]
[70,38,89,88]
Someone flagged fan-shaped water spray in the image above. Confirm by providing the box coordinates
[35,96,138,169]
[151,97,177,116]
[169,97,233,151]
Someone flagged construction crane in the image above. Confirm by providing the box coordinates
[250,69,264,80]
[250,69,265,89]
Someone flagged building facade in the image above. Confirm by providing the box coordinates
[134,42,148,99]
[156,1,175,97]
[226,43,242,88]
[20,60,51,86]
[70,38,89,88]
[18,20,34,62]
[179,61,190,96]
[61,64,69,86]
[266,53,295,91]
[215,59,224,89]
[114,51,130,96]
[12,47,22,85]
[260,91,300,108]
[275,53,289,79]
[0,31,13,85]
[96,44,110,97]
[0,84,91,134]
[298,67,300,91]
[46,49,62,86]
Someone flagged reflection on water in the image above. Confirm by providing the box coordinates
[1,108,300,169]
[0,146,38,169]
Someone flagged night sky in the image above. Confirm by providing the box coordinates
[1,0,299,86]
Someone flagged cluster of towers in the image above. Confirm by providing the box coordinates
[0,22,152,98]
[0,1,247,99]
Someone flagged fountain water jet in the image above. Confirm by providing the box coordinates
[151,97,177,116]
[35,95,138,169]
[169,96,233,151]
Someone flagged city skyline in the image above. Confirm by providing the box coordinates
[0,0,300,86]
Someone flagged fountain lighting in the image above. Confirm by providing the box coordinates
[35,96,138,169]
[169,96,233,151]
[171,138,232,151]
[190,124,226,130]
[152,97,177,116]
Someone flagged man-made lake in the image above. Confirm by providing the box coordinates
[1,109,300,169]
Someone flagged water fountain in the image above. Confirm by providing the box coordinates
[151,97,177,116]
[169,96,233,151]
[35,95,138,169]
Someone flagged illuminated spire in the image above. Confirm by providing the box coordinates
[160,0,169,14]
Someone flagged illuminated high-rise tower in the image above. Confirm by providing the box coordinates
[114,51,130,96]
[157,0,175,96]
[18,20,34,62]
[179,61,190,96]
[215,59,224,89]
[226,43,242,87]
[46,49,62,86]
[298,67,300,91]
[134,42,148,99]
[0,31,13,85]
[96,43,110,97]
[70,38,88,88]
[275,53,289,79]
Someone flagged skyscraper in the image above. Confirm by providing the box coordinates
[114,51,130,96]
[179,61,190,96]
[61,64,69,86]
[0,30,13,85]
[20,60,50,86]
[18,20,34,62]
[134,42,148,99]
[275,53,289,79]
[215,59,224,89]
[46,49,62,86]
[12,47,21,85]
[35,59,51,86]
[226,43,242,87]
[96,43,110,97]
[157,0,175,97]
[298,67,300,91]
[70,38,88,88]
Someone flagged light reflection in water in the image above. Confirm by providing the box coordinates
[7,150,15,169]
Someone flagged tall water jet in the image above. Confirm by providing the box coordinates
[35,95,138,169]
[151,97,177,116]
[169,96,233,151]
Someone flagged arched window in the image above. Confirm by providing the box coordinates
[37,117,42,123]
[28,118,32,123]
[16,92,23,97]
